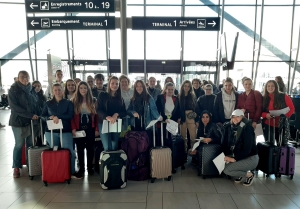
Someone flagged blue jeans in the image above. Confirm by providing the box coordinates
[45,131,75,174]
[99,124,120,151]
[12,126,33,168]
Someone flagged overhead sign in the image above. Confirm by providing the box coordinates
[25,0,115,13]
[132,17,220,31]
[26,16,115,30]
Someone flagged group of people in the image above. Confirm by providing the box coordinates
[8,70,295,186]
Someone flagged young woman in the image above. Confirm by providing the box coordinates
[192,78,205,99]
[32,80,47,113]
[147,77,161,102]
[262,80,295,144]
[275,76,286,93]
[8,71,39,178]
[179,80,199,154]
[97,76,127,151]
[127,80,162,135]
[237,78,263,129]
[197,84,216,116]
[213,77,239,124]
[64,79,76,100]
[91,73,106,98]
[87,75,95,90]
[119,75,134,110]
[164,77,178,96]
[156,82,181,144]
[71,81,99,176]
[41,84,80,178]
[222,109,258,187]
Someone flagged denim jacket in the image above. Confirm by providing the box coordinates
[127,96,160,130]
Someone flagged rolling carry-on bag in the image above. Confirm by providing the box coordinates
[256,117,279,177]
[28,119,49,180]
[41,128,71,186]
[197,143,222,179]
[99,150,128,189]
[150,123,172,183]
[278,128,296,179]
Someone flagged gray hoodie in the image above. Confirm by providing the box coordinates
[221,88,236,119]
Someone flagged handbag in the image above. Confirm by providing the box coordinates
[186,112,197,119]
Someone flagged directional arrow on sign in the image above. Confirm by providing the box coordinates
[30,3,38,9]
[31,20,39,26]
[208,21,216,27]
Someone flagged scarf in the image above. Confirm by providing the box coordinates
[133,94,144,115]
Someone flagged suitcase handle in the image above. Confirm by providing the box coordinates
[50,129,63,149]
[267,116,276,144]
[31,119,43,146]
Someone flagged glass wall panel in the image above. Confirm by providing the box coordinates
[224,0,256,4]
[146,6,181,16]
[292,6,300,52]
[264,0,293,5]
[128,0,143,4]
[110,29,121,59]
[227,62,253,91]
[185,0,219,5]
[0,4,28,59]
[146,0,182,4]
[259,6,293,61]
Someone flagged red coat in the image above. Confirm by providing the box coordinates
[71,113,99,131]
[237,90,263,123]
[262,93,295,127]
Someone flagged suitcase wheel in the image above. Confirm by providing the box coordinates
[167,176,172,181]
[30,176,34,180]
[290,175,293,180]
[43,181,48,187]
[150,178,155,183]
[276,173,281,178]
[172,169,177,174]
[181,165,185,170]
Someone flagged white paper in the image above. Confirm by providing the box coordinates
[269,107,290,116]
[101,119,122,134]
[46,119,63,130]
[213,152,226,175]
[166,119,178,135]
[255,123,263,137]
[192,140,201,151]
[146,117,160,129]
[73,130,86,138]
[196,137,204,141]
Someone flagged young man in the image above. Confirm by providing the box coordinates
[44,70,64,100]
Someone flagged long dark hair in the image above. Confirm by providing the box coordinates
[198,110,213,137]
[64,79,76,99]
[275,76,286,92]
[107,76,122,101]
[179,80,196,110]
[132,80,150,103]
[263,80,286,110]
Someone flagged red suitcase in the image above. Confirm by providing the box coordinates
[41,128,71,186]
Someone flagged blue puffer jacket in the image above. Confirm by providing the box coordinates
[127,96,160,130]
[41,99,74,132]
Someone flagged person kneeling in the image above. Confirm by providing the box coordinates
[222,109,259,186]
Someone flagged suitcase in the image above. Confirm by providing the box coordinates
[99,150,127,190]
[150,123,172,183]
[28,120,49,180]
[197,143,222,179]
[41,128,71,186]
[165,133,186,174]
[256,117,280,177]
[278,129,296,179]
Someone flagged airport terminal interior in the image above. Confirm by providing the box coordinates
[1,0,300,208]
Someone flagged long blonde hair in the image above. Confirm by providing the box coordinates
[71,81,96,115]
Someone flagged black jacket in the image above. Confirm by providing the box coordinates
[213,91,239,123]
[97,92,127,124]
[8,82,38,127]
[197,94,216,117]
[91,86,106,99]
[156,94,181,121]
[222,118,257,161]
[41,99,74,132]
[197,123,222,144]
[193,87,205,99]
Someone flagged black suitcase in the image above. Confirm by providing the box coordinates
[197,143,222,179]
[165,134,186,174]
[256,117,280,177]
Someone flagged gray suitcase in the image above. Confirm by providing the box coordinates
[28,119,49,180]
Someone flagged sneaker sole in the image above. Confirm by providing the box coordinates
[243,179,254,186]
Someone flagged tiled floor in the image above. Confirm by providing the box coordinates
[1,109,300,209]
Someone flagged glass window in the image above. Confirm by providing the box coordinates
[292,6,300,52]
[185,0,219,5]
[128,0,143,4]
[264,0,293,5]
[110,29,121,59]
[146,0,182,4]
[146,6,181,16]
[224,0,256,4]
[128,6,144,17]
[0,4,28,59]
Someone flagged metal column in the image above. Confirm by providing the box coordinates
[290,25,300,93]
[120,0,128,75]
[180,0,185,83]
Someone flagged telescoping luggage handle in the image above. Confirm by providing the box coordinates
[268,116,276,144]
[30,119,43,146]
[152,121,165,147]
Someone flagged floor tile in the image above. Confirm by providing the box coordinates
[16,180,44,193]
[51,192,101,203]
[0,177,12,187]
[103,181,148,192]
[98,192,147,203]
[146,192,162,209]
[173,177,217,193]
[37,183,66,193]
[212,178,239,194]
[230,194,262,209]
[260,177,294,194]
[61,183,103,192]
[254,194,299,209]
[8,192,46,209]
[0,178,30,192]
[197,193,237,209]
[95,203,146,209]
[287,195,300,208]
[45,203,97,209]
[234,178,272,194]
[147,179,173,192]
[0,192,24,208]
[279,178,300,194]
[33,192,58,209]
[163,192,200,209]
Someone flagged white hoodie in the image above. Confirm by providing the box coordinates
[221,88,236,119]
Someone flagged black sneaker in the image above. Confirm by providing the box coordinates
[71,172,83,179]
[243,174,254,186]
[234,177,243,183]
[88,168,94,175]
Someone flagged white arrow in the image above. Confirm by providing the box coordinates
[31,20,39,26]
[208,21,216,27]
[30,3,38,9]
